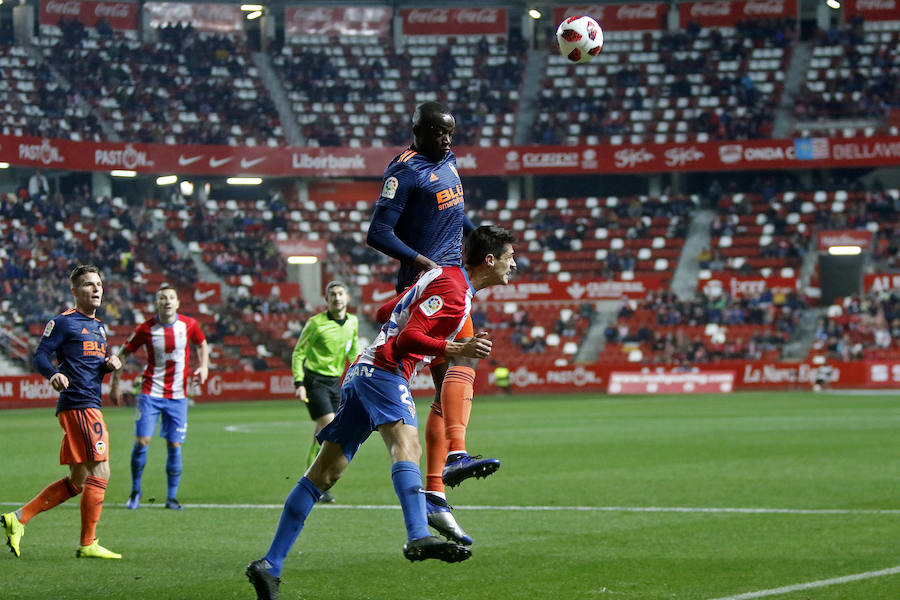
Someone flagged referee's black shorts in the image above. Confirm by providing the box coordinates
[303,371,341,420]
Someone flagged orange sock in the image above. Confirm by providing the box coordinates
[19,477,80,525]
[80,476,107,547]
[441,366,475,454]
[424,404,448,493]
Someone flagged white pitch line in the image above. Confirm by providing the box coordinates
[706,565,900,600]
[1,502,897,514]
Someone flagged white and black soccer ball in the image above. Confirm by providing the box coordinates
[556,16,603,64]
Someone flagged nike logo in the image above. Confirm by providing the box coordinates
[194,289,216,301]
[178,155,203,166]
[240,157,265,169]
[372,289,396,302]
[429,173,439,182]
[209,156,233,168]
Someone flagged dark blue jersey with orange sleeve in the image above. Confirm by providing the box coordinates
[367,148,475,292]
[32,308,112,414]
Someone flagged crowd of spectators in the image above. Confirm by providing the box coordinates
[533,18,791,144]
[794,16,900,123]
[273,34,524,147]
[606,288,806,364]
[44,23,281,146]
[812,291,900,360]
[0,176,305,373]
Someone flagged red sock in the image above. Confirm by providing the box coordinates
[441,366,475,454]
[19,477,80,525]
[80,476,107,547]
[425,404,447,493]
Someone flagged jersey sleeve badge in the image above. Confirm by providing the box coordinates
[420,295,444,317]
[42,320,56,337]
[381,176,399,199]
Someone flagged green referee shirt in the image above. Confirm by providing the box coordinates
[291,310,359,384]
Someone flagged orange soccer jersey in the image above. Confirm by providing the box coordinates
[58,408,110,465]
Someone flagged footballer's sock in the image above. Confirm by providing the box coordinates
[166,445,182,500]
[80,476,106,547]
[441,366,475,454]
[305,438,320,470]
[391,461,429,540]
[424,407,448,494]
[130,442,148,492]
[19,477,81,524]
[264,476,321,577]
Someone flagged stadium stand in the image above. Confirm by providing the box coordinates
[600,287,804,365]
[811,291,900,361]
[37,24,284,146]
[0,39,104,141]
[3,10,900,379]
[795,17,900,139]
[271,33,525,147]
[535,19,792,146]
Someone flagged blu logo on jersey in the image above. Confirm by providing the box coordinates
[83,340,106,357]
[436,185,464,210]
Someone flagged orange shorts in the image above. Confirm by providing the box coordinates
[58,408,110,465]
[432,315,475,367]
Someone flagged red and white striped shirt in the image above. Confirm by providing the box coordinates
[358,266,473,382]
[125,315,206,399]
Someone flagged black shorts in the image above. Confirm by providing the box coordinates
[304,371,341,420]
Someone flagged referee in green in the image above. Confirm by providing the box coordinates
[292,281,359,503]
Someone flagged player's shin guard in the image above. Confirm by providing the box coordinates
[80,476,106,547]
[131,443,148,492]
[425,408,448,494]
[264,476,322,577]
[166,445,182,500]
[20,477,81,524]
[441,366,475,454]
[391,461,429,540]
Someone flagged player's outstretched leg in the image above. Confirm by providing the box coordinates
[246,558,282,600]
[2,512,24,557]
[442,453,501,488]
[425,491,472,545]
[402,535,472,562]
[76,539,121,559]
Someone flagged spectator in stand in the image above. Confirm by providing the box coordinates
[28,170,50,202]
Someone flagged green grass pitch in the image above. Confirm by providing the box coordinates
[1,391,899,600]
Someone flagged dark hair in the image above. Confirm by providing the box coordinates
[464,225,516,267]
[325,281,347,295]
[69,264,101,286]
[412,101,451,127]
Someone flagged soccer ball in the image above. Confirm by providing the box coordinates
[556,16,603,64]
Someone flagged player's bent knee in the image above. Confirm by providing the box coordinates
[390,433,422,463]
[449,354,478,370]
[88,460,110,480]
[136,437,152,446]
[306,442,348,490]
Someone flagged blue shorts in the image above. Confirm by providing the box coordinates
[316,364,417,462]
[135,394,188,444]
